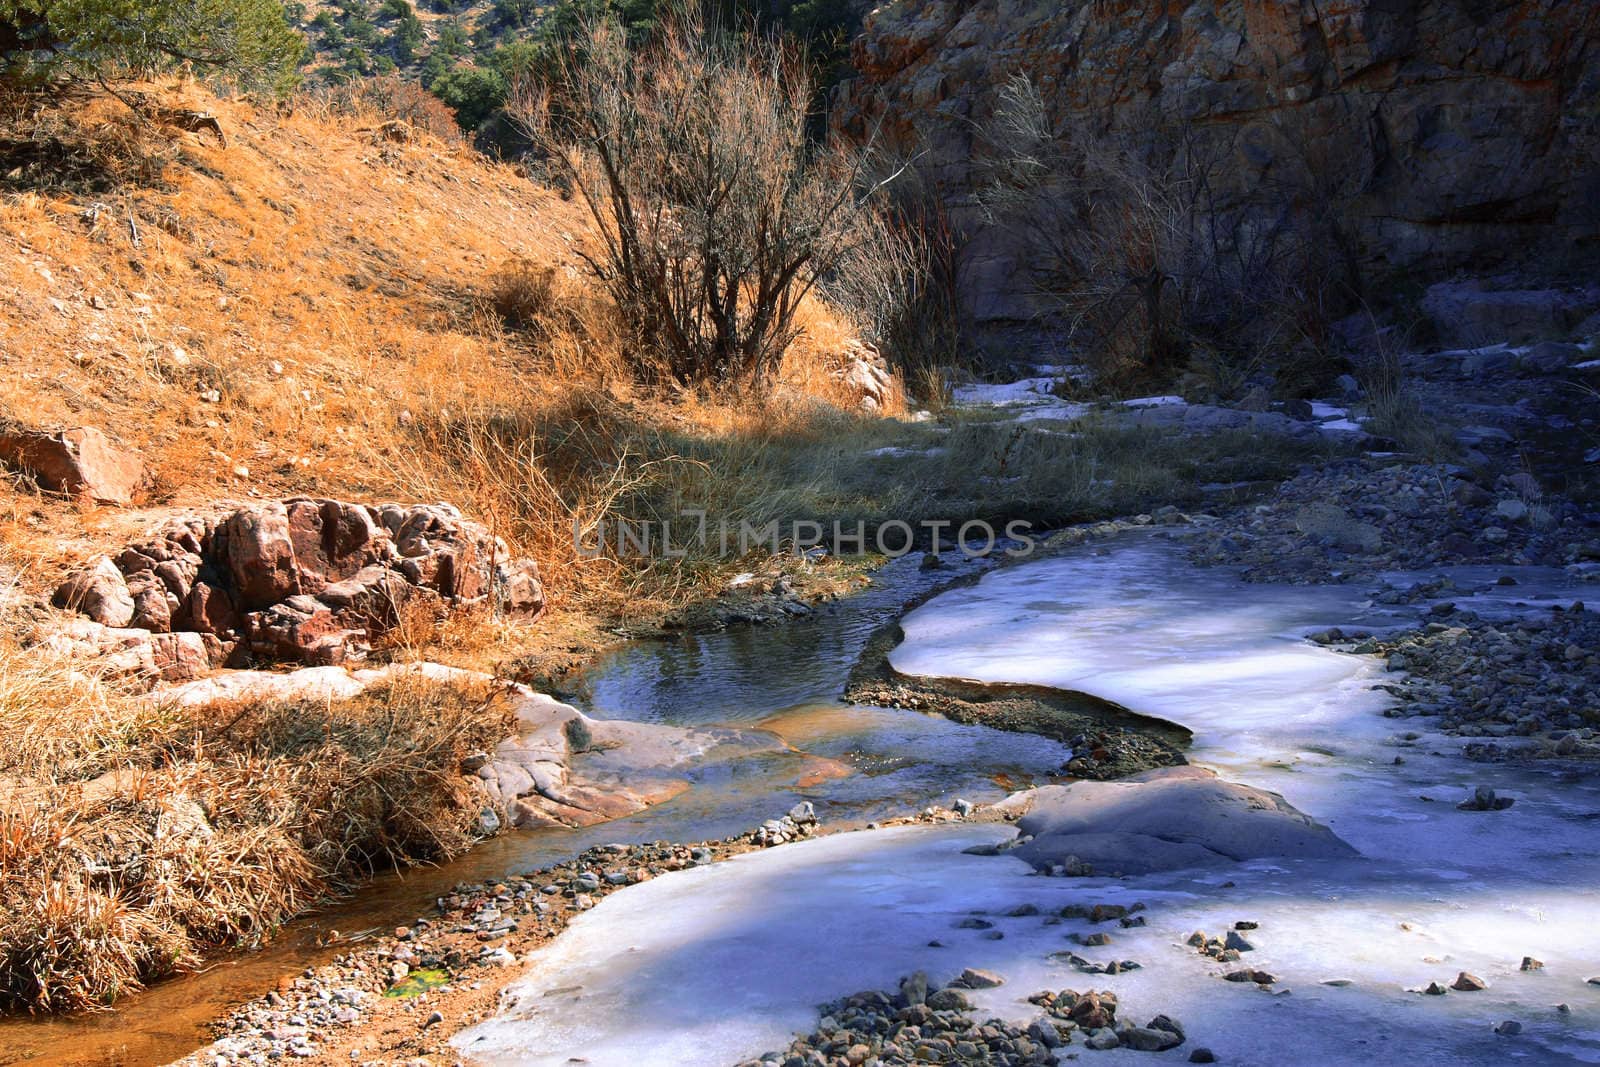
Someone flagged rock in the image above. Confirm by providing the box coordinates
[1420,283,1598,348]
[951,968,1004,989]
[836,340,893,412]
[836,5,1600,325]
[1495,499,1529,523]
[1424,981,1449,995]
[224,502,301,609]
[187,582,240,636]
[127,575,174,633]
[925,988,972,1012]
[283,498,389,594]
[53,557,135,627]
[1189,1050,1217,1064]
[1519,341,1585,374]
[48,498,543,667]
[1085,1028,1120,1051]
[1457,786,1514,811]
[151,631,208,682]
[1224,930,1254,952]
[1494,1020,1523,1036]
[495,558,545,617]
[1520,957,1543,972]
[1011,766,1357,876]
[1452,972,1487,991]
[1223,970,1276,985]
[1120,1025,1183,1052]
[0,425,144,505]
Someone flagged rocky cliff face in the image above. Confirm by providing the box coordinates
[835,0,1600,323]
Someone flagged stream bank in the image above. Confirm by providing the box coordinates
[448,530,1600,1066]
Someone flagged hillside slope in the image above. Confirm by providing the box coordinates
[0,83,878,621]
[2,85,574,556]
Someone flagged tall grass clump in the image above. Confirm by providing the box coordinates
[0,606,511,1011]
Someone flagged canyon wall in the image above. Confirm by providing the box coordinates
[833,0,1600,324]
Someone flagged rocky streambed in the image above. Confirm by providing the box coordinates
[445,529,1600,1067]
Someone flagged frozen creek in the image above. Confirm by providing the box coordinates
[456,535,1600,1066]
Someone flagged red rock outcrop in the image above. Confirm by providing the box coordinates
[834,0,1600,323]
[49,498,545,676]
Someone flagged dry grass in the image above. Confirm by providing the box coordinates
[0,80,900,628]
[1355,343,1457,461]
[0,624,511,1012]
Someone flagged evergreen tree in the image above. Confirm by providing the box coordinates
[0,0,304,93]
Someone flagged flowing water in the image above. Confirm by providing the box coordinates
[7,553,1071,1067]
[457,532,1600,1067]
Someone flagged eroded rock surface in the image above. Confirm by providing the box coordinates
[835,0,1600,323]
[43,498,544,680]
[1009,766,1357,876]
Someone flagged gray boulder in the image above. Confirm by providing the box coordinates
[1518,341,1585,374]
[1421,282,1598,348]
[1011,766,1357,876]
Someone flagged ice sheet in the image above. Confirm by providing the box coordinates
[460,536,1600,1067]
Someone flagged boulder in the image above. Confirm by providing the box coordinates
[127,574,175,633]
[0,425,144,505]
[1422,283,1598,349]
[1010,766,1357,876]
[836,340,894,413]
[53,557,135,627]
[50,498,543,668]
[284,498,390,593]
[151,631,208,682]
[223,502,301,609]
[187,581,240,636]
[496,559,546,617]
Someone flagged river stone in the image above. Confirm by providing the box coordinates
[951,968,1004,989]
[1010,766,1357,876]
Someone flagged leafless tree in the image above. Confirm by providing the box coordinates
[509,11,897,389]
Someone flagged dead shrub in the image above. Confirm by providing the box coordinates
[508,11,897,389]
[1354,329,1455,460]
[825,191,966,409]
[975,76,1354,395]
[314,74,463,144]
[0,85,182,193]
[489,255,558,329]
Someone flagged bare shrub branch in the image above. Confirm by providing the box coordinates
[508,10,888,389]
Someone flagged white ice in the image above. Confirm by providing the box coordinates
[459,535,1600,1066]
[1310,400,1365,433]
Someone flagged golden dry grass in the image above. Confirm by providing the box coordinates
[0,81,893,621]
[0,626,510,1012]
[0,82,915,1012]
